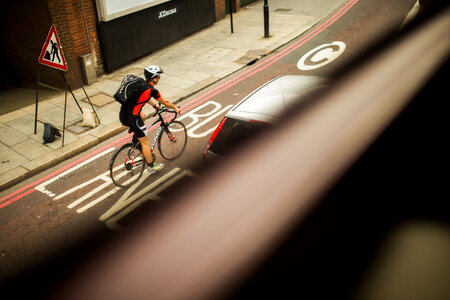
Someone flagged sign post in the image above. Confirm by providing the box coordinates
[229,0,234,33]
[264,0,269,38]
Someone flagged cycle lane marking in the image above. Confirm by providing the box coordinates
[0,0,360,209]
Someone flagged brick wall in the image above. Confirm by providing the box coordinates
[215,0,226,20]
[65,0,103,76]
[0,0,102,89]
[47,0,103,88]
[215,0,241,20]
[231,0,241,13]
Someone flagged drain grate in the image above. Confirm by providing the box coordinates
[274,8,292,13]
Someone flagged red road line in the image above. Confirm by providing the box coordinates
[0,0,359,209]
[0,188,35,209]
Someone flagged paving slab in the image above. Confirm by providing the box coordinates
[0,143,29,176]
[11,139,53,161]
[0,124,29,147]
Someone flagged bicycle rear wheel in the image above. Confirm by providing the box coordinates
[110,143,146,188]
[158,120,187,161]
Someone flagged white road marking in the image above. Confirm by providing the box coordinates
[100,168,182,225]
[187,104,233,138]
[35,147,115,198]
[179,101,233,138]
[297,41,346,70]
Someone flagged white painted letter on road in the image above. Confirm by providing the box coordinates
[297,41,346,70]
[178,101,233,138]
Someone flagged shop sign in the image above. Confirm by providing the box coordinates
[156,6,179,19]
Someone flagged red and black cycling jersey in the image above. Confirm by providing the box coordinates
[121,81,162,116]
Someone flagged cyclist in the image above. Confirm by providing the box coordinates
[119,65,181,173]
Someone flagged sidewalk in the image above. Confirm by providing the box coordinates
[0,0,345,191]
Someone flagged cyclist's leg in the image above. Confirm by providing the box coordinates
[129,116,163,172]
[132,117,153,165]
[137,136,153,165]
[141,134,164,172]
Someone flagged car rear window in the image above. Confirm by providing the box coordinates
[209,117,270,156]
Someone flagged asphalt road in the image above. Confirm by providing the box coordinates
[0,0,417,295]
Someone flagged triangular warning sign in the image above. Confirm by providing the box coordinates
[38,24,67,71]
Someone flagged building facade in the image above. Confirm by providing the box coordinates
[0,0,249,90]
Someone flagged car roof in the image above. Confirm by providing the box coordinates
[228,75,324,122]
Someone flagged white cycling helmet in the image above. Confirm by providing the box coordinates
[144,65,163,80]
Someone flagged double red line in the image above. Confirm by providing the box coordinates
[0,0,359,209]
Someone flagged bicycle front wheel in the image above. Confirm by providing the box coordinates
[110,143,146,188]
[158,120,187,161]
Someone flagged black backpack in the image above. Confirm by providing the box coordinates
[114,74,149,105]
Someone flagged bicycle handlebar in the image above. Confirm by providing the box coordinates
[152,105,180,123]
[152,106,177,115]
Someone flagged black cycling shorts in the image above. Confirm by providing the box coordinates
[119,110,148,138]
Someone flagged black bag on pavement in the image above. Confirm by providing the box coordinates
[43,123,61,144]
[114,74,149,106]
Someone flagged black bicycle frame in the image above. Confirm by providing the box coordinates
[146,109,176,153]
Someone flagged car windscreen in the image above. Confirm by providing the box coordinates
[209,117,271,156]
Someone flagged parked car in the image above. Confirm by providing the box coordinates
[203,75,326,161]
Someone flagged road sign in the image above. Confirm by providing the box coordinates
[38,24,68,71]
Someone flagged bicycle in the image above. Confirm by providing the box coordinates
[109,106,187,188]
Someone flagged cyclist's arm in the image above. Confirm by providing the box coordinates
[155,97,180,115]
